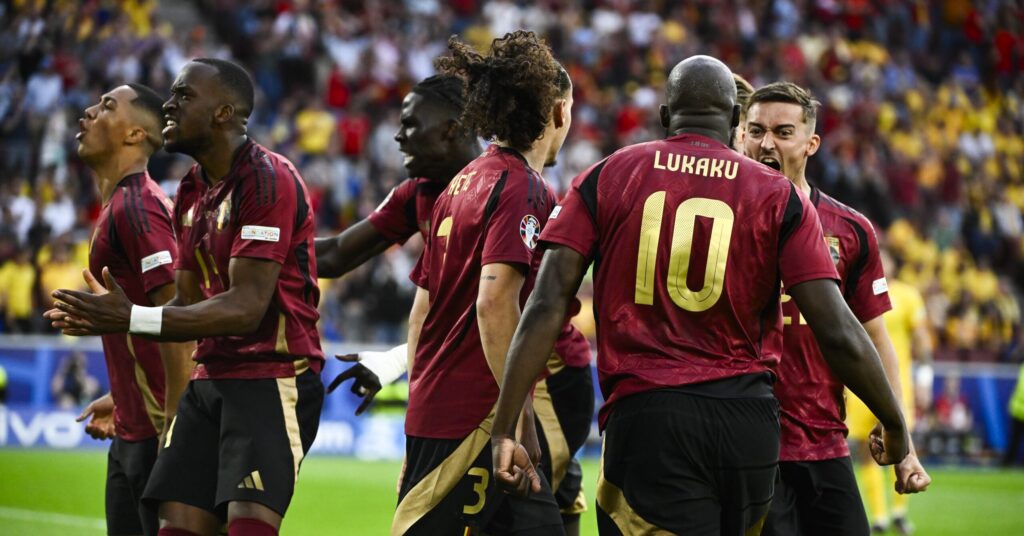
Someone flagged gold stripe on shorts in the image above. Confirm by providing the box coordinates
[391,410,494,536]
[126,335,165,434]
[596,438,673,535]
[533,376,570,492]
[276,377,304,485]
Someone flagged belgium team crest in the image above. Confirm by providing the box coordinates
[825,236,841,266]
[520,214,541,249]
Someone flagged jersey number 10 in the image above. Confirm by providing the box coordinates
[634,193,735,312]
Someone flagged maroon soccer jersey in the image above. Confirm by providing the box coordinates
[540,133,840,428]
[777,187,892,461]
[180,139,323,380]
[89,172,177,441]
[407,145,561,439]
[172,169,207,266]
[372,174,593,371]
[366,177,446,243]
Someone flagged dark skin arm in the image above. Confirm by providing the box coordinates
[788,279,909,465]
[491,246,588,495]
[147,282,195,444]
[314,219,393,278]
[51,257,282,342]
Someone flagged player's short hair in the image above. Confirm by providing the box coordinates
[733,73,754,113]
[126,83,165,151]
[192,58,255,119]
[747,81,820,129]
[436,31,569,153]
[411,75,466,116]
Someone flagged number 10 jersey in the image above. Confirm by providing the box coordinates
[539,133,839,428]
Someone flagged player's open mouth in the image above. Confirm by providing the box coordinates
[163,117,178,136]
[76,119,87,140]
[760,157,781,171]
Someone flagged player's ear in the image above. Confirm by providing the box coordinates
[442,118,460,141]
[213,103,235,125]
[659,104,670,129]
[553,99,567,129]
[806,132,821,157]
[124,125,147,147]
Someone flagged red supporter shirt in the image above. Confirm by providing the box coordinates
[89,172,177,441]
[177,139,324,379]
[408,145,562,439]
[540,134,840,428]
[778,187,892,461]
[371,174,592,370]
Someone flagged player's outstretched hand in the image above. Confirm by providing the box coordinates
[52,268,131,334]
[893,452,932,494]
[325,354,382,415]
[492,436,541,497]
[45,269,111,336]
[869,424,910,466]
[77,393,116,440]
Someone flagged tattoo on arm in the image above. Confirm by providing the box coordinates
[481,275,497,281]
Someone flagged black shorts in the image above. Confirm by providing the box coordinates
[141,370,323,520]
[395,432,564,535]
[107,436,159,536]
[535,364,594,517]
[596,381,779,536]
[762,457,869,536]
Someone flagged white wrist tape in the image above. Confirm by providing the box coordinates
[129,305,163,336]
[359,344,408,385]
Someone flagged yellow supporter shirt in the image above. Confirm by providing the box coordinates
[0,260,36,319]
[294,108,336,155]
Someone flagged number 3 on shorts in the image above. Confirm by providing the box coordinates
[634,193,735,311]
[463,467,489,515]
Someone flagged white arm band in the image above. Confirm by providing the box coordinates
[359,344,409,385]
[129,305,163,336]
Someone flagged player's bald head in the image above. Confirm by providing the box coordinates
[659,55,739,144]
[665,55,736,117]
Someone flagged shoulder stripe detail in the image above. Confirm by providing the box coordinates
[483,170,510,223]
[289,167,315,303]
[136,180,151,233]
[579,159,606,223]
[841,216,870,300]
[778,183,803,252]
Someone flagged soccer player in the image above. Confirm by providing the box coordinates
[389,31,571,535]
[319,75,594,533]
[48,59,323,536]
[54,83,194,536]
[741,81,931,536]
[489,55,910,535]
[846,248,933,534]
[732,72,754,147]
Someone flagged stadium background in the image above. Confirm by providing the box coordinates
[0,0,1022,534]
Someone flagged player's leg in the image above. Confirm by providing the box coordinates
[596,389,722,535]
[713,396,779,536]
[120,436,160,536]
[761,462,804,536]
[535,363,594,536]
[107,438,147,536]
[861,461,889,532]
[798,457,870,536]
[215,369,324,534]
[142,381,223,536]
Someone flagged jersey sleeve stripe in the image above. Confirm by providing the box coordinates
[841,216,870,301]
[777,183,803,252]
[579,159,606,223]
[482,170,510,222]
[136,180,151,233]
[125,181,144,235]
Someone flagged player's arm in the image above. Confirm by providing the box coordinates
[164,270,203,307]
[314,219,393,278]
[406,285,429,372]
[477,262,526,383]
[492,246,588,494]
[146,282,194,441]
[789,280,909,465]
[53,257,282,341]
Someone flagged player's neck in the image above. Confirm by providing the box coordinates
[789,173,812,195]
[495,139,547,173]
[93,153,149,203]
[194,134,249,184]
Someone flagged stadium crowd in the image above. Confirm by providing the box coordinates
[1,0,1022,362]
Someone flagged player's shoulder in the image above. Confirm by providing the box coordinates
[815,189,878,236]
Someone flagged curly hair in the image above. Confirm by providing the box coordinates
[436,31,570,153]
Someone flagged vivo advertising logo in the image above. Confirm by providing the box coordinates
[0,407,86,448]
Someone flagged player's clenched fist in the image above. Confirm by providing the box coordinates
[491,436,541,497]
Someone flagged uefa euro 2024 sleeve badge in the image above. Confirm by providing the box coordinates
[520,214,541,250]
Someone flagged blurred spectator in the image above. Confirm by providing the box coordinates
[49,350,100,409]
[0,249,36,333]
